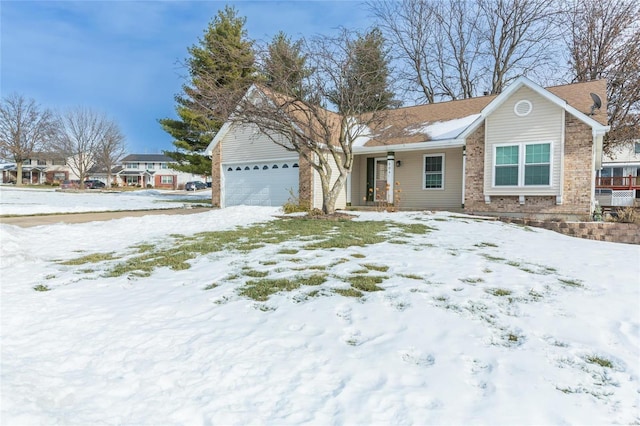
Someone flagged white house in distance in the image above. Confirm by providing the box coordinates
[595,141,640,207]
[109,154,208,189]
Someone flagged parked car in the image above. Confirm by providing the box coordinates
[185,181,207,191]
[60,180,80,189]
[84,179,106,189]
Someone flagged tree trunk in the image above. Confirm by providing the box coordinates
[15,162,23,186]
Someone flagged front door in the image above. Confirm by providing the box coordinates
[375,158,387,202]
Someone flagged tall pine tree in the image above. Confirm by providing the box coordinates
[159,6,255,175]
[263,32,310,100]
[330,28,396,114]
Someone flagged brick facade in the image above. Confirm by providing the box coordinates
[298,151,313,208]
[464,113,595,219]
[210,143,221,207]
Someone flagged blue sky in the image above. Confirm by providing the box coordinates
[1,1,373,154]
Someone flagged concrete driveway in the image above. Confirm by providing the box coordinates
[0,207,212,228]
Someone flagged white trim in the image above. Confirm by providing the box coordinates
[514,100,532,117]
[461,146,466,207]
[374,157,387,201]
[423,153,445,190]
[386,153,395,204]
[353,139,464,155]
[220,157,299,167]
[460,76,609,139]
[492,141,553,188]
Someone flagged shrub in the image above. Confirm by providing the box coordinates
[282,188,309,214]
[614,206,639,224]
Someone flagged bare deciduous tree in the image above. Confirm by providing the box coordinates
[94,122,126,188]
[369,0,561,101]
[53,108,118,189]
[562,0,640,151]
[0,93,57,185]
[205,31,396,214]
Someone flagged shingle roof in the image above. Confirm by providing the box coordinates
[121,154,174,162]
[361,79,608,147]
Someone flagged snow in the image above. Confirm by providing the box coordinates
[0,186,210,215]
[1,188,639,425]
[409,114,481,140]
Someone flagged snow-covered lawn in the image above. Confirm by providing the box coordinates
[0,185,209,215]
[1,188,639,425]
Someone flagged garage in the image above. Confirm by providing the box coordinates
[222,160,299,207]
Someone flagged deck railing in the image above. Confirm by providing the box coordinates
[595,175,640,190]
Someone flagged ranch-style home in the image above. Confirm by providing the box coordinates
[205,77,609,219]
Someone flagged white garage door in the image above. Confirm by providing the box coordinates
[223,161,299,207]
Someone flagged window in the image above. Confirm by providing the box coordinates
[423,154,444,189]
[495,146,519,186]
[635,142,640,154]
[52,158,66,165]
[494,142,551,187]
[161,163,168,169]
[160,176,173,184]
[126,163,138,169]
[37,159,47,166]
[23,159,31,165]
[524,144,550,185]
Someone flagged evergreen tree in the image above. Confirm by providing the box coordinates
[333,28,396,113]
[159,5,255,175]
[263,32,310,99]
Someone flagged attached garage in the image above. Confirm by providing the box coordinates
[222,160,299,207]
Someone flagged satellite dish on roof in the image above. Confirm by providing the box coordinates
[590,92,602,115]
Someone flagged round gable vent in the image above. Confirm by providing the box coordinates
[514,100,532,117]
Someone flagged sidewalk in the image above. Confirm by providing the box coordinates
[0,207,212,228]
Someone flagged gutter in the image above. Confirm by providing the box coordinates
[353,139,465,155]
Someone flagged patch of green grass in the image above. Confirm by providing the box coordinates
[78,268,95,274]
[350,253,366,259]
[362,263,389,272]
[388,239,410,244]
[33,284,50,292]
[204,283,218,290]
[304,273,328,286]
[487,288,512,296]
[399,273,422,280]
[239,274,327,301]
[308,265,327,271]
[586,356,613,368]
[460,277,485,284]
[559,278,583,288]
[351,268,370,274]
[59,252,118,265]
[66,219,405,279]
[45,274,56,280]
[506,260,522,267]
[240,278,301,301]
[346,275,387,292]
[482,254,506,262]
[242,269,269,278]
[260,260,278,266]
[334,288,364,298]
[433,217,449,222]
[393,223,434,235]
[278,248,299,255]
[475,242,498,248]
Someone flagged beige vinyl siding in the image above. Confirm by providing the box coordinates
[352,148,463,210]
[221,123,296,164]
[484,86,563,196]
[313,153,347,210]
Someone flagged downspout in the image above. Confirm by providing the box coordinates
[346,172,352,206]
[386,152,395,204]
[461,145,466,209]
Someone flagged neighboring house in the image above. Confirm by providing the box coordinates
[113,154,207,189]
[595,141,640,207]
[205,77,609,219]
[1,153,74,184]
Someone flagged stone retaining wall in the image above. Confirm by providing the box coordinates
[499,218,640,245]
